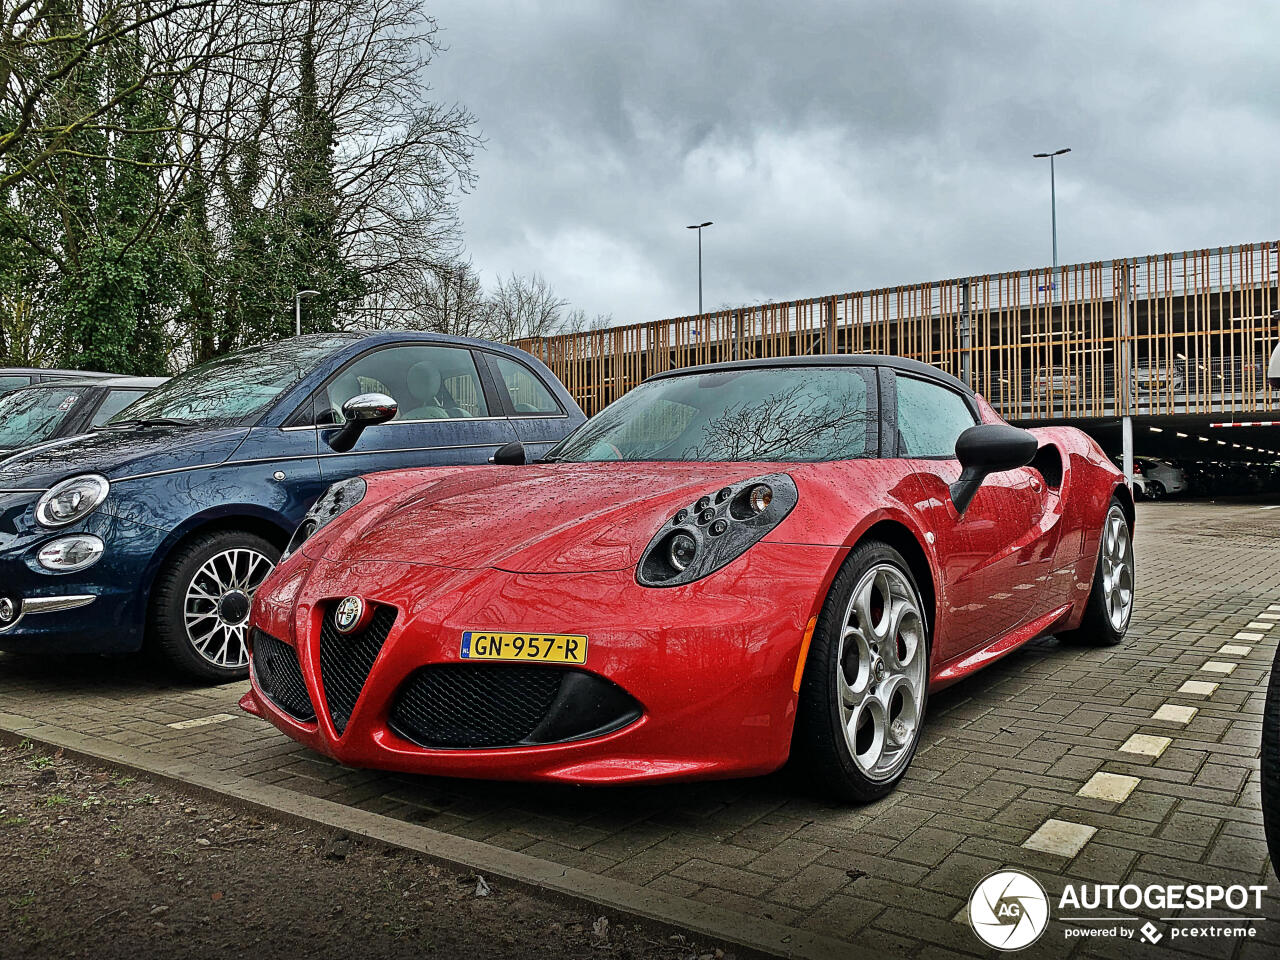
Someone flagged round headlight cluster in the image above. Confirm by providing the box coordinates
[35,474,110,528]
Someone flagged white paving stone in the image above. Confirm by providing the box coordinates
[1234,632,1264,642]
[1245,622,1274,631]
[1120,734,1172,757]
[1023,819,1097,858]
[1179,680,1219,696]
[1259,612,1280,620]
[1201,661,1237,675]
[1218,644,1252,657]
[1078,772,1141,802]
[1152,704,1197,724]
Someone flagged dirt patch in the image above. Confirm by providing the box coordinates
[0,742,727,960]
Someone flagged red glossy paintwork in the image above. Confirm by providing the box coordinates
[245,396,1126,785]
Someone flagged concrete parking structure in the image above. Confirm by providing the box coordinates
[2,500,1278,958]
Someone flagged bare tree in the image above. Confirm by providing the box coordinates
[484,272,570,341]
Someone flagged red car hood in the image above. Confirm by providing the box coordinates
[309,462,790,574]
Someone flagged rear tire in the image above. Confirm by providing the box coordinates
[1149,480,1165,500]
[149,530,279,683]
[1058,497,1134,647]
[794,540,930,803]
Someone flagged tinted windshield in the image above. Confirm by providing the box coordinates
[549,366,876,463]
[109,336,358,427]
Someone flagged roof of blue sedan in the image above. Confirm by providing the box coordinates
[644,354,974,395]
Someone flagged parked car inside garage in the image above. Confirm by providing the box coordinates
[0,377,167,452]
[0,332,584,681]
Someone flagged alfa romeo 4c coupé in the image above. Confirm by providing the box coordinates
[242,355,1134,800]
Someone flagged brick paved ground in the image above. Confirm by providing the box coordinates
[2,500,1279,958]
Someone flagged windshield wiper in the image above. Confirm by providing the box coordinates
[101,417,195,430]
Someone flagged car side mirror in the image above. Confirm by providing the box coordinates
[489,440,526,465]
[326,393,397,453]
[949,423,1038,516]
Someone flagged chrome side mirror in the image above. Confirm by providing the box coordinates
[326,392,397,452]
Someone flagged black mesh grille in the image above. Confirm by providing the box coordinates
[318,603,397,735]
[388,665,564,748]
[251,630,315,723]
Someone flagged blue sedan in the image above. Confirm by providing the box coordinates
[0,332,584,680]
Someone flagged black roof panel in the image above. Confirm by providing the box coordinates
[644,354,974,395]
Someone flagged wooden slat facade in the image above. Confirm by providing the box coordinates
[520,241,1280,422]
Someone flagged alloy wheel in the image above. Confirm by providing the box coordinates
[1100,506,1135,632]
[183,547,274,668]
[835,563,927,782]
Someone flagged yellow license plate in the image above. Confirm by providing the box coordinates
[460,631,587,664]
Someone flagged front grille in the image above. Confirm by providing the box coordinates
[318,602,396,734]
[251,630,315,723]
[389,664,564,748]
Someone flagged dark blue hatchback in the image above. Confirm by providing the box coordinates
[0,332,584,680]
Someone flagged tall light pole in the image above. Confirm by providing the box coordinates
[294,289,320,337]
[686,221,712,317]
[1032,148,1070,271]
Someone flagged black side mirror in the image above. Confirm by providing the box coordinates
[489,440,526,465]
[950,423,1038,515]
[326,393,397,453]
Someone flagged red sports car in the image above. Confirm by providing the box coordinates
[241,356,1134,800]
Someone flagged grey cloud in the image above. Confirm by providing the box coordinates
[425,1,1280,324]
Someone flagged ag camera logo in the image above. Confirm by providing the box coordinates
[969,869,1050,950]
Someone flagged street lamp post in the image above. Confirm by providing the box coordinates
[686,221,712,317]
[1032,148,1070,272]
[294,289,320,337]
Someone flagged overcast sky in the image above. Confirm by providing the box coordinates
[425,1,1280,327]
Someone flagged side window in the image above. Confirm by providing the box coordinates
[91,390,145,427]
[0,376,32,392]
[896,375,977,458]
[319,345,489,424]
[488,355,562,416]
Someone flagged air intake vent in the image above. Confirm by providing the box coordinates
[388,665,641,749]
[318,603,396,734]
[251,630,315,723]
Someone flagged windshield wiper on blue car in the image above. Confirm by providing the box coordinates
[101,417,194,427]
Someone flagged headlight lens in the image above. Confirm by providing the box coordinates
[282,477,367,560]
[35,474,110,528]
[637,474,798,587]
[37,534,104,572]
[668,532,697,571]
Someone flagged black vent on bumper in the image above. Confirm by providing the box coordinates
[387,665,642,749]
[251,630,315,723]
[318,603,397,735]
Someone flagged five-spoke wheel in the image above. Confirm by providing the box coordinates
[795,540,930,801]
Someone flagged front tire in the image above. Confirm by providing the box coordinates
[794,540,929,803]
[1058,497,1134,646]
[149,530,279,682]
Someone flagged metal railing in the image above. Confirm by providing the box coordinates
[520,241,1280,421]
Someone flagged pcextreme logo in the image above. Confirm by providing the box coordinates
[968,870,1050,950]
